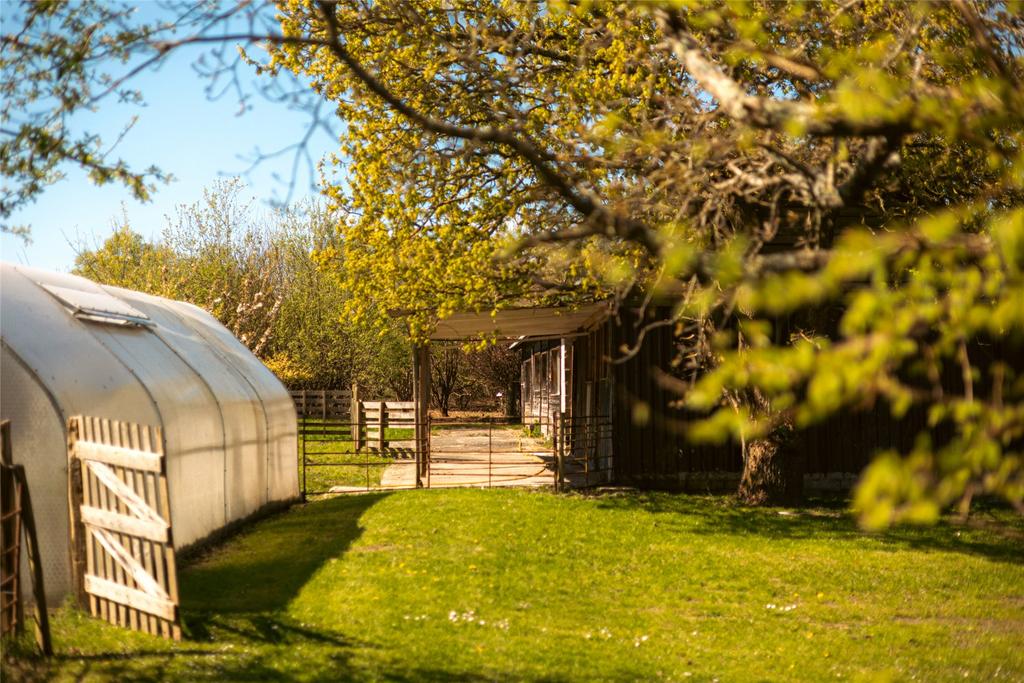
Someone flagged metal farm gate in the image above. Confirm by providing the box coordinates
[67,416,182,640]
[299,410,612,497]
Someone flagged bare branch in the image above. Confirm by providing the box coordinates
[656,10,916,139]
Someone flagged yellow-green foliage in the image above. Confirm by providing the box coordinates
[264,1,1024,525]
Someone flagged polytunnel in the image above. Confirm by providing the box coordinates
[0,262,298,604]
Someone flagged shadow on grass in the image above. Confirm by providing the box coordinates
[180,493,390,615]
[590,490,1024,565]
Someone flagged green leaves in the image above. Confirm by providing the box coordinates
[1,0,177,231]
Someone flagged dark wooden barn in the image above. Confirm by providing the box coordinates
[427,302,1009,494]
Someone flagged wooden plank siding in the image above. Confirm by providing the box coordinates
[518,309,1021,491]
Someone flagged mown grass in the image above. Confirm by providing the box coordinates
[4,489,1022,682]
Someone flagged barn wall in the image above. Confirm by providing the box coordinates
[569,309,1012,492]
[601,308,740,489]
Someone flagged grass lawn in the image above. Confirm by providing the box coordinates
[4,489,1022,681]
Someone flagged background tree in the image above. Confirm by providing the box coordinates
[465,345,522,417]
[430,344,463,417]
[73,179,413,395]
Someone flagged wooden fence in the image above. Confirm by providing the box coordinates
[291,388,415,450]
[354,401,416,451]
[290,389,353,420]
[67,416,181,640]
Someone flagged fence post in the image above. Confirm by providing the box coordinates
[65,419,87,609]
[425,414,431,488]
[377,401,387,451]
[351,384,362,452]
[300,420,307,502]
[555,412,565,491]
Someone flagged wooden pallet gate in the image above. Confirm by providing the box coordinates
[67,416,181,639]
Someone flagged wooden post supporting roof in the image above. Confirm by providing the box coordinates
[412,345,431,487]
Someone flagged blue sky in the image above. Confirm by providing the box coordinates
[1,29,339,272]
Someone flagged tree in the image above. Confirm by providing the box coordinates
[73,179,414,395]
[1,1,175,234]
[9,1,1024,525]
[465,345,522,417]
[73,216,178,296]
[430,344,463,417]
[266,0,1024,522]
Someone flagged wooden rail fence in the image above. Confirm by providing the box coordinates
[290,389,352,421]
[359,401,416,451]
[291,388,415,450]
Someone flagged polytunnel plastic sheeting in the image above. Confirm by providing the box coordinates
[0,266,163,428]
[22,266,226,545]
[86,323,227,546]
[167,300,299,502]
[104,285,271,523]
[0,265,163,603]
[0,343,73,603]
[0,261,299,605]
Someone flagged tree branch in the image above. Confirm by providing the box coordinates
[313,1,662,254]
[656,10,916,139]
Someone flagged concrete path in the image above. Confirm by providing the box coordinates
[379,426,554,489]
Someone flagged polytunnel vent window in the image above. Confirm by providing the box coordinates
[40,283,154,328]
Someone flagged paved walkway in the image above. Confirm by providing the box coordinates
[380,426,554,489]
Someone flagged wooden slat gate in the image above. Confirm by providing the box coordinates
[67,416,181,639]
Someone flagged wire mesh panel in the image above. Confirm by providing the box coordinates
[67,416,181,640]
[301,416,561,494]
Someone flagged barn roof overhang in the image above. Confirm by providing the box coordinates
[427,301,611,342]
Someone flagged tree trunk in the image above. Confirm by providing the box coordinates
[737,435,804,506]
[503,383,517,417]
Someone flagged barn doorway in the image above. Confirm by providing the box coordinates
[297,303,614,497]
